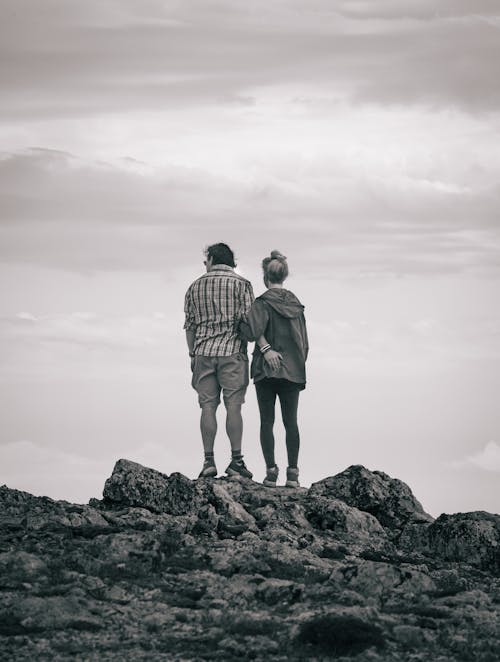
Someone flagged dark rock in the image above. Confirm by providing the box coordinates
[408,511,500,574]
[0,485,110,539]
[305,493,388,545]
[211,482,257,534]
[329,560,435,599]
[255,578,302,605]
[309,464,433,533]
[393,624,431,649]
[296,610,386,656]
[102,458,208,514]
[0,552,47,587]
[430,568,470,597]
[0,595,101,634]
[0,461,499,661]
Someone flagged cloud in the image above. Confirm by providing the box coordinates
[308,314,500,369]
[0,147,226,226]
[0,438,186,502]
[0,311,178,351]
[350,21,500,112]
[1,147,499,277]
[0,439,112,502]
[0,148,261,272]
[0,311,185,387]
[338,0,500,21]
[451,441,500,472]
[1,0,499,119]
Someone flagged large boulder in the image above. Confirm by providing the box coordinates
[329,559,435,599]
[0,485,110,537]
[405,511,500,574]
[295,609,386,658]
[304,495,388,546]
[0,596,101,635]
[308,465,433,534]
[102,459,207,515]
[211,482,257,535]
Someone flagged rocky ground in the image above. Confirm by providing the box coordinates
[0,460,499,661]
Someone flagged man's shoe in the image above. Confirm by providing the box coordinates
[263,465,279,487]
[199,460,217,478]
[225,458,253,480]
[285,467,300,488]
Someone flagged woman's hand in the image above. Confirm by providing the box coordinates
[263,349,282,372]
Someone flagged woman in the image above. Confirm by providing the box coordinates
[241,251,308,487]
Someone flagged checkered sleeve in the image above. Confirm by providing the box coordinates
[238,280,255,323]
[183,286,196,330]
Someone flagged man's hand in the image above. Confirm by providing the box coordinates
[263,349,282,372]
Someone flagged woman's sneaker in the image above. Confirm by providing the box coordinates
[285,467,300,488]
[198,459,217,478]
[263,465,279,487]
[225,458,253,480]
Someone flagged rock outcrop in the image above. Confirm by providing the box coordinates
[308,465,433,533]
[1,460,499,661]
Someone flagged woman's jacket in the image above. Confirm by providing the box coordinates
[240,288,308,385]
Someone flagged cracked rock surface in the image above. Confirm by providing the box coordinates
[1,459,499,661]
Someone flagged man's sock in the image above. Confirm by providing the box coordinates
[204,452,215,463]
[231,450,243,463]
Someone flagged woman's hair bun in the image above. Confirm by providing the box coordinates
[270,250,287,261]
[262,250,289,284]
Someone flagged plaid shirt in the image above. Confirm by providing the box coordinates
[184,265,255,356]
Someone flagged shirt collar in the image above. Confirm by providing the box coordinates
[209,265,234,272]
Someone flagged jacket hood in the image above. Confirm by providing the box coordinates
[259,288,304,319]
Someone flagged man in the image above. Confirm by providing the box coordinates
[184,243,255,479]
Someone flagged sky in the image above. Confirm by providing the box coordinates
[0,0,499,517]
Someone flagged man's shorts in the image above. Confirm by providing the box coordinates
[191,352,249,408]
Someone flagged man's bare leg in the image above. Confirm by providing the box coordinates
[225,402,243,453]
[200,403,218,455]
[225,402,253,478]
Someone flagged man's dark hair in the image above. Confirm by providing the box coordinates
[205,243,236,267]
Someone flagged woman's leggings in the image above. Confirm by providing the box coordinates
[255,378,301,469]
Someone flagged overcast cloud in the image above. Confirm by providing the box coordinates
[1,145,499,276]
[1,1,500,119]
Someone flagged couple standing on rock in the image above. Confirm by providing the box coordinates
[184,243,309,488]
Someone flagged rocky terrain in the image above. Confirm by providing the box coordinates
[0,460,499,661]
